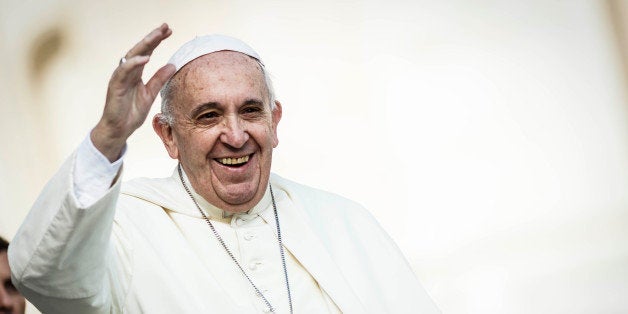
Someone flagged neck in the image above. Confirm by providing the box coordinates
[178,165,272,220]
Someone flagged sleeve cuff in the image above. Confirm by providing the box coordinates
[73,133,126,207]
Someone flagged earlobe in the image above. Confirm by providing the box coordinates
[272,101,282,147]
[152,114,179,159]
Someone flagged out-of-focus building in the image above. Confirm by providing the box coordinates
[2,1,628,313]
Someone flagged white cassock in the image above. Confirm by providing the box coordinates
[8,139,440,314]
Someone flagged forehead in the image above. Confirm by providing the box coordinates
[169,51,266,106]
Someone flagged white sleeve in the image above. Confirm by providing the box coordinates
[8,135,131,313]
[73,134,126,207]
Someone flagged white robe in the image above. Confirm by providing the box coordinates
[8,151,440,313]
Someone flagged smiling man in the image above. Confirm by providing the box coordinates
[154,50,280,213]
[8,24,440,313]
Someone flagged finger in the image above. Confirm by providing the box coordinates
[125,23,172,59]
[144,64,176,101]
[112,55,150,87]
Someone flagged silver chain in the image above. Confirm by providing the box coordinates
[178,164,293,313]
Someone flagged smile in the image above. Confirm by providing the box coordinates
[215,154,251,167]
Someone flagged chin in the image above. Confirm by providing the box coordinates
[218,186,259,210]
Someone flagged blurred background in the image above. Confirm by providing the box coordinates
[2,0,628,313]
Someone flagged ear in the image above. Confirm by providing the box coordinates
[153,114,179,159]
[271,101,282,148]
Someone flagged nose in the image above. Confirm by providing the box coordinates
[0,287,11,311]
[220,115,249,149]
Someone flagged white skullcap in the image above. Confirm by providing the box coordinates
[167,34,263,73]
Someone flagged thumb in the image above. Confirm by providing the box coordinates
[146,64,176,100]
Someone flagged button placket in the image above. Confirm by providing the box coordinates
[234,221,280,313]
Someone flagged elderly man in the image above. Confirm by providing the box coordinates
[1,237,25,314]
[9,24,439,313]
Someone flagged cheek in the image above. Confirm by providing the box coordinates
[181,130,219,158]
[172,131,196,161]
[255,126,275,147]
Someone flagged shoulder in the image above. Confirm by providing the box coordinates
[117,176,170,208]
[271,173,363,208]
[270,173,377,225]
[118,170,193,212]
[112,174,184,228]
[121,175,175,197]
[114,177,168,217]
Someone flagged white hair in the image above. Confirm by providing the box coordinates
[159,58,276,126]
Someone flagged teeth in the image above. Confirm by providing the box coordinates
[219,155,250,165]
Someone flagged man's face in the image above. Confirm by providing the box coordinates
[155,51,281,213]
[0,252,25,314]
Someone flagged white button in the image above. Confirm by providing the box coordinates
[249,261,262,271]
[235,218,245,226]
[244,233,255,241]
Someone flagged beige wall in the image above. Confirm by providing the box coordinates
[2,0,628,313]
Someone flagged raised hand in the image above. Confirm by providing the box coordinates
[91,23,176,162]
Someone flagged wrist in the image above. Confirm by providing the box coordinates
[91,123,127,162]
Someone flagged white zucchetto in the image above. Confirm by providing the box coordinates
[167,34,262,73]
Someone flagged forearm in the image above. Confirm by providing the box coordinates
[8,141,123,312]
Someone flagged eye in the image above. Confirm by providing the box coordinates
[3,280,18,293]
[242,106,262,114]
[198,111,219,120]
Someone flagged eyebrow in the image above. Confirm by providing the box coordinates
[190,102,219,119]
[243,98,265,107]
